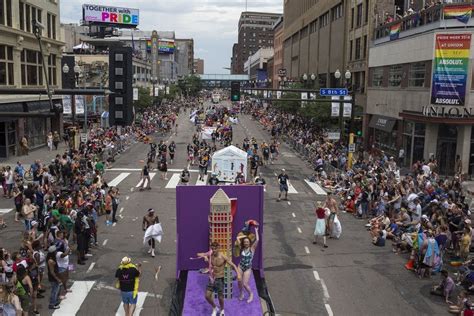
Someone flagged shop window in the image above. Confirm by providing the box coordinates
[372,67,383,87]
[0,45,14,85]
[408,62,425,87]
[388,65,402,87]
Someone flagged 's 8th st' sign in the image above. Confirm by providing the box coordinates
[320,88,348,96]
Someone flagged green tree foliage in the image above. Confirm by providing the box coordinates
[178,75,202,97]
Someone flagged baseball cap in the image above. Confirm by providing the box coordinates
[148,208,154,213]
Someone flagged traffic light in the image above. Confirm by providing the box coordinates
[109,46,134,126]
[356,130,362,137]
[231,81,240,101]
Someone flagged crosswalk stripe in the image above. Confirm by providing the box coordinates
[136,173,156,188]
[108,173,130,187]
[304,180,327,196]
[53,281,95,315]
[195,174,208,186]
[0,208,13,215]
[287,180,298,194]
[165,173,181,189]
[115,291,147,316]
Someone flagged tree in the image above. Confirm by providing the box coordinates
[178,75,202,97]
[133,87,153,110]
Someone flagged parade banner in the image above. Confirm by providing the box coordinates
[443,5,472,24]
[431,33,471,106]
[389,23,401,41]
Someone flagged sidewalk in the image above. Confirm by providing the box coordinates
[0,143,69,167]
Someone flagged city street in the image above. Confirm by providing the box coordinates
[0,101,447,315]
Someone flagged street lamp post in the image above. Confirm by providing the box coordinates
[152,76,158,104]
[62,63,82,126]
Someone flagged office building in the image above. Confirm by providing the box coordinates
[0,0,64,157]
[175,39,194,77]
[231,11,282,74]
[194,58,204,74]
[367,2,474,175]
[272,17,284,89]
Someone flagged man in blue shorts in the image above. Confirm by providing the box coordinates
[277,169,289,202]
[115,257,142,316]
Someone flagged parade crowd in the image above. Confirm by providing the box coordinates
[0,107,174,314]
[244,98,474,315]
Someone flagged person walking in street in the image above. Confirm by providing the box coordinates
[158,156,168,180]
[111,187,120,224]
[139,162,151,191]
[47,132,53,151]
[277,169,289,202]
[168,141,176,165]
[313,201,328,248]
[115,257,141,316]
[142,209,159,258]
[53,131,60,150]
[180,168,190,185]
[104,189,113,226]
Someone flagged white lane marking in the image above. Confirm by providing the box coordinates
[53,281,96,316]
[304,180,327,196]
[195,174,208,186]
[136,173,157,188]
[304,246,310,254]
[102,239,108,246]
[325,304,334,316]
[320,279,330,299]
[297,227,302,234]
[287,180,298,194]
[292,212,296,218]
[86,262,95,273]
[119,207,124,214]
[165,173,181,189]
[108,173,130,187]
[313,271,320,281]
[115,292,148,316]
[0,208,13,214]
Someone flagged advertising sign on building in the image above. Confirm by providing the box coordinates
[431,33,471,106]
[158,40,175,54]
[82,4,139,26]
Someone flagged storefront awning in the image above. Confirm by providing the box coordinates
[368,115,396,133]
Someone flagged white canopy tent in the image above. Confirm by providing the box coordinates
[211,145,248,182]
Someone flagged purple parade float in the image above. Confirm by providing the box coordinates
[170,185,274,315]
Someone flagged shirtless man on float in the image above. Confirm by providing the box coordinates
[196,241,241,316]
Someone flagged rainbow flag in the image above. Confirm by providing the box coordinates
[443,5,472,24]
[390,23,401,40]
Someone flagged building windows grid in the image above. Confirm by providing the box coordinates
[388,65,403,87]
[331,3,343,21]
[0,45,13,85]
[20,2,42,35]
[319,11,329,28]
[21,49,43,86]
[408,62,425,87]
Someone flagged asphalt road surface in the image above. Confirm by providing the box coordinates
[0,101,448,316]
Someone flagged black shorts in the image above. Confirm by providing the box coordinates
[207,277,224,295]
[106,210,112,215]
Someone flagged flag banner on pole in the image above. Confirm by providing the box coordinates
[331,96,340,117]
[390,23,401,41]
[443,5,472,24]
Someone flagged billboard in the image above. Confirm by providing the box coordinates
[158,40,175,54]
[83,4,139,27]
[431,33,471,106]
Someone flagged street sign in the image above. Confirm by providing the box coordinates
[320,88,348,96]
[278,68,287,76]
[327,132,340,140]
[348,143,356,153]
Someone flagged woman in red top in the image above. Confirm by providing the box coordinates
[313,201,328,248]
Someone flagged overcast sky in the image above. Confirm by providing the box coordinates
[60,0,283,74]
